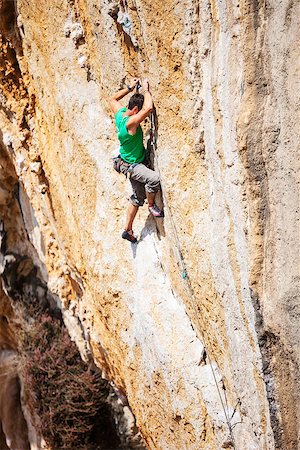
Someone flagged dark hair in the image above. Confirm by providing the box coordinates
[128,93,144,111]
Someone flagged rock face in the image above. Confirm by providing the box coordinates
[0,292,30,450]
[0,0,299,449]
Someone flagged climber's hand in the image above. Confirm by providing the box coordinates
[142,79,150,92]
[126,79,153,131]
[109,78,140,113]
[129,78,139,90]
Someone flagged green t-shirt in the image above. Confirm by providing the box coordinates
[115,107,145,164]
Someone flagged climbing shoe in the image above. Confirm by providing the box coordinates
[148,204,164,218]
[122,230,137,243]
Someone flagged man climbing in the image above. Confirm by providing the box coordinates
[109,78,163,243]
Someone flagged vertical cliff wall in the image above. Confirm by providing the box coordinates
[0,291,30,450]
[0,0,299,449]
[0,144,146,449]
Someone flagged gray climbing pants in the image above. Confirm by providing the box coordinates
[129,163,160,207]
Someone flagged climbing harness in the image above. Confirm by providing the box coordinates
[148,109,239,449]
[113,156,137,177]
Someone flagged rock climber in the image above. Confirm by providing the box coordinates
[109,78,164,243]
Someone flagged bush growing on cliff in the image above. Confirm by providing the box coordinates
[20,313,120,450]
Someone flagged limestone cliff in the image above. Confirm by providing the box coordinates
[0,0,299,449]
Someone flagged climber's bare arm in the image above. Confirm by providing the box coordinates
[109,78,139,114]
[127,80,153,132]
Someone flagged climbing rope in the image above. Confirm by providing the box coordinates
[149,109,239,449]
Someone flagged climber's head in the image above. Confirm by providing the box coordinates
[128,93,144,114]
